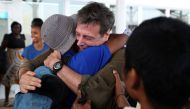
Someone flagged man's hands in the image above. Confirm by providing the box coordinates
[19,71,41,93]
[44,50,61,70]
[113,70,125,96]
[19,50,61,93]
[113,70,130,108]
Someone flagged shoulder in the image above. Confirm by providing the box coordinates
[71,44,111,61]
[72,44,111,63]
[4,33,10,36]
[82,44,110,54]
[20,34,26,40]
[44,43,49,49]
[24,44,34,50]
[79,44,111,58]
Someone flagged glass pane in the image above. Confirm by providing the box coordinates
[142,7,165,21]
[170,9,190,24]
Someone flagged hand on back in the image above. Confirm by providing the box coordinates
[19,71,41,93]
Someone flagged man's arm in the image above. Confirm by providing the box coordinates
[78,48,126,108]
[106,33,128,54]
[19,49,53,93]
[71,69,130,109]
[57,65,82,94]
[19,49,53,78]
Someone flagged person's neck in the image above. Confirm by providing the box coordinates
[140,96,173,109]
[138,93,154,109]
[33,41,44,51]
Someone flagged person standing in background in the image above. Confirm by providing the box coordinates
[22,18,49,60]
[0,21,25,107]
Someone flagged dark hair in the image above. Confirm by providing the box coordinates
[31,18,43,28]
[125,17,190,109]
[11,21,22,32]
[77,2,115,35]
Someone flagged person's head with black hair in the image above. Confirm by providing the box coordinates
[11,21,22,35]
[76,2,115,50]
[31,18,43,43]
[31,18,43,28]
[124,17,190,109]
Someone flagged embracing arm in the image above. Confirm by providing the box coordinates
[57,66,82,94]
[57,36,128,95]
[19,49,53,78]
[56,33,128,94]
[19,49,53,93]
[106,33,128,54]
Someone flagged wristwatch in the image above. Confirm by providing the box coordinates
[53,61,64,75]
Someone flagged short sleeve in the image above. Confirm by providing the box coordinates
[22,47,28,59]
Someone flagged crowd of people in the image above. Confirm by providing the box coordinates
[0,2,190,109]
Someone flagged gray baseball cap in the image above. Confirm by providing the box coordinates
[41,14,76,54]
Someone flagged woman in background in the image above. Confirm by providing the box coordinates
[1,21,25,107]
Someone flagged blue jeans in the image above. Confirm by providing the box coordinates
[14,92,52,109]
[14,66,70,109]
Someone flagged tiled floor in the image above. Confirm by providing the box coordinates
[0,84,19,109]
[0,99,13,109]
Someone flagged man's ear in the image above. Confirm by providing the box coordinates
[125,68,141,92]
[102,30,111,41]
[124,68,142,100]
